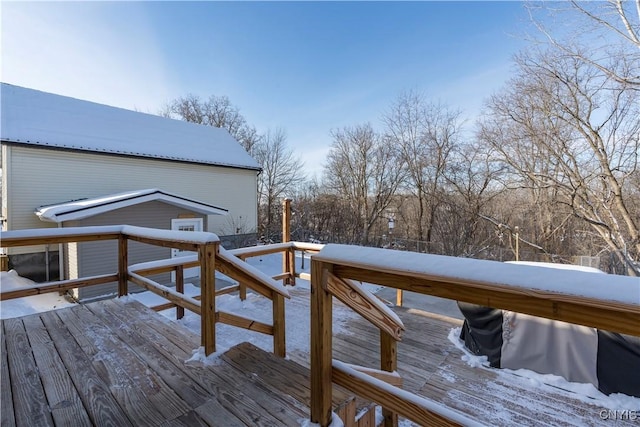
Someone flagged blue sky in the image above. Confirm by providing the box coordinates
[1,1,531,176]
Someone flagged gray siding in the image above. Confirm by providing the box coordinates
[71,201,205,301]
[1,145,9,226]
[3,145,258,255]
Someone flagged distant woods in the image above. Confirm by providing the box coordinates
[163,1,639,276]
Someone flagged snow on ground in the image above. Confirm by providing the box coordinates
[0,270,75,318]
[128,251,361,357]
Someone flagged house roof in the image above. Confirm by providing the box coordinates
[35,189,228,223]
[0,83,261,171]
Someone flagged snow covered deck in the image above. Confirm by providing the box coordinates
[302,299,637,427]
[3,289,636,427]
[0,297,357,426]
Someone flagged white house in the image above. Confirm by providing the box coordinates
[1,83,261,300]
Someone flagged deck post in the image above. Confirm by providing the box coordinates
[311,259,333,426]
[272,292,286,357]
[282,197,294,285]
[381,331,399,427]
[117,235,128,297]
[200,242,217,355]
[176,265,185,320]
[288,247,296,286]
[238,256,247,301]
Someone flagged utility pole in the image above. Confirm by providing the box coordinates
[515,226,520,262]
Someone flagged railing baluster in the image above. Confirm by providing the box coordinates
[118,234,128,297]
[381,331,399,427]
[200,242,217,356]
[176,265,185,320]
[282,198,294,286]
[272,292,286,357]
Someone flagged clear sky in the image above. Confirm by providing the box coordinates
[1,1,531,177]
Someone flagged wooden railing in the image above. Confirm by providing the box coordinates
[0,225,289,356]
[229,241,323,284]
[310,244,640,427]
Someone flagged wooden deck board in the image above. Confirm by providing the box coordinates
[88,300,212,408]
[0,322,16,427]
[2,288,634,427]
[39,309,134,426]
[65,304,186,425]
[95,301,280,425]
[4,317,54,427]
[2,299,324,427]
[21,315,92,426]
[323,296,634,427]
[284,289,633,427]
[221,341,354,410]
[112,308,302,426]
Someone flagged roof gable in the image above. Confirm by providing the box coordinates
[0,83,260,171]
[35,189,228,223]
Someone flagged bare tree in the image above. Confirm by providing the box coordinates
[287,179,356,244]
[383,90,462,244]
[162,94,261,153]
[479,47,640,275]
[323,123,404,245]
[254,128,306,240]
[527,0,640,87]
[440,140,505,257]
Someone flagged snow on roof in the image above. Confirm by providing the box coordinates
[35,188,228,223]
[0,83,261,171]
[315,244,640,306]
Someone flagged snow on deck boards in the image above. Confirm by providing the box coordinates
[2,292,635,427]
[0,298,354,427]
[285,289,636,427]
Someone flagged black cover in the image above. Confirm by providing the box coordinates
[457,302,503,368]
[596,331,640,397]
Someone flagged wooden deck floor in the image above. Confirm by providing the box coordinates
[287,289,636,427]
[0,297,355,427]
[2,290,635,426]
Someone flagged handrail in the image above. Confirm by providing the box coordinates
[1,226,294,358]
[310,244,640,427]
[0,274,118,301]
[229,241,324,258]
[229,241,324,289]
[324,271,404,340]
[217,247,290,298]
[1,225,219,249]
[1,226,216,355]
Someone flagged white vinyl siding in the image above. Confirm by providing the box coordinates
[4,145,258,254]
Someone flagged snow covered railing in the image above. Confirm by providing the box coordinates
[310,244,640,427]
[1,225,221,355]
[1,225,297,358]
[229,241,324,285]
[128,248,292,357]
